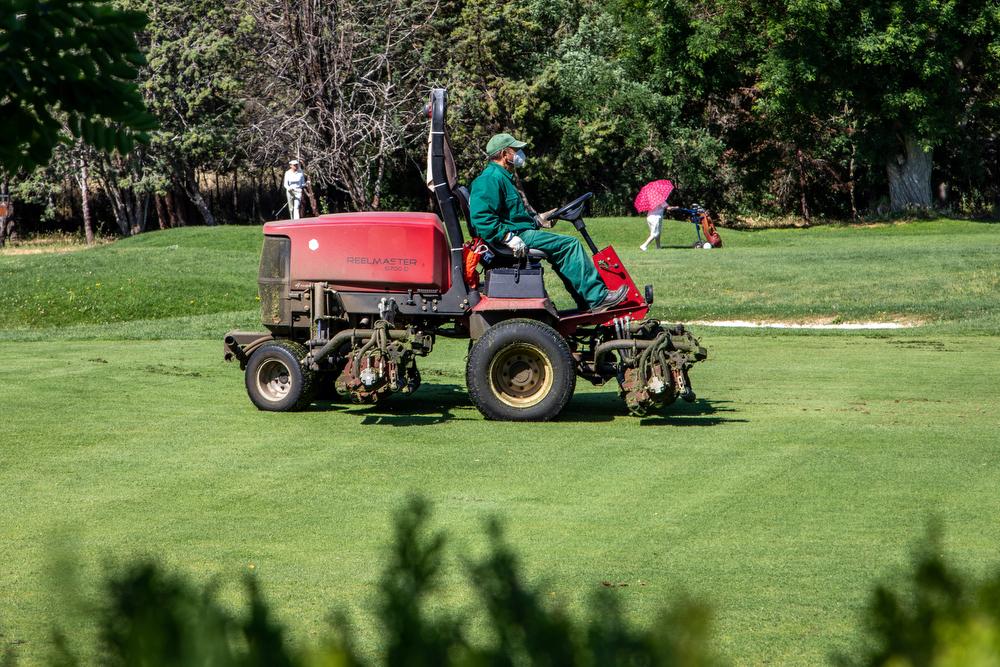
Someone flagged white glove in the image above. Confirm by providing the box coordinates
[536,208,558,229]
[505,234,527,257]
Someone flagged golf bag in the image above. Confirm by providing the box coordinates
[699,211,723,248]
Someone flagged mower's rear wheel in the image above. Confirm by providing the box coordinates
[245,340,315,411]
[466,319,575,421]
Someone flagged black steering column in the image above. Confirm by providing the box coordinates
[549,192,598,254]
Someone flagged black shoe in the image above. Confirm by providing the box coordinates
[591,285,629,312]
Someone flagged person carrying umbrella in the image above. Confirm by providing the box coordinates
[469,133,629,312]
[634,179,677,251]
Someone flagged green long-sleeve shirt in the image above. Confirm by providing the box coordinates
[469,162,537,246]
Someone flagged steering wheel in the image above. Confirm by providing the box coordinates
[548,192,593,222]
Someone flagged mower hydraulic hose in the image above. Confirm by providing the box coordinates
[593,339,655,367]
[593,334,703,369]
[352,322,391,379]
[305,328,411,368]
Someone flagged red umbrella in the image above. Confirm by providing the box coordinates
[633,179,674,213]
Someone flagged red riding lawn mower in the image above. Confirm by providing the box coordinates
[223,89,708,421]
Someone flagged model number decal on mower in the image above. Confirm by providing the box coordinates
[346,256,418,270]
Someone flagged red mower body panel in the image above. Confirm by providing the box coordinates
[551,246,650,334]
[592,246,646,310]
[264,212,451,292]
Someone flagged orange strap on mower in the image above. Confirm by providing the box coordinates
[462,237,489,288]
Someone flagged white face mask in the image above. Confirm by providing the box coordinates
[509,149,526,168]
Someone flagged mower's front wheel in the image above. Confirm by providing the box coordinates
[245,340,315,411]
[466,319,575,421]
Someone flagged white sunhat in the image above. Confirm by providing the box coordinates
[289,159,300,165]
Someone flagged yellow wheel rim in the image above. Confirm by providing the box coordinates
[488,343,554,408]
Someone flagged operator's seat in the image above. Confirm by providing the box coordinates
[453,185,547,263]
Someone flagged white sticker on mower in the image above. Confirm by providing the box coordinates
[308,239,319,251]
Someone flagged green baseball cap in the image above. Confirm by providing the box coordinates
[485,133,527,157]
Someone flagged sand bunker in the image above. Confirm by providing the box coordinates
[686,319,918,330]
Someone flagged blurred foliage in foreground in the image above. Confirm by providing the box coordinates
[3,501,1000,666]
[838,529,1000,667]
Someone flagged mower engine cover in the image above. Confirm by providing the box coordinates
[264,212,451,292]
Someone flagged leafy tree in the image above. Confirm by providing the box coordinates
[0,0,156,173]
[7,0,1000,229]
[849,0,1000,211]
[614,0,1000,216]
[688,0,861,218]
[532,6,669,208]
[442,0,714,213]
[539,2,726,212]
[243,0,439,212]
[119,0,252,227]
[748,0,1000,211]
[441,0,555,180]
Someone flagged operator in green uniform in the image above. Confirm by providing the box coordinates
[469,133,628,312]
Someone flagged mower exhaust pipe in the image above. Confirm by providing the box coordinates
[223,332,275,369]
[223,335,248,366]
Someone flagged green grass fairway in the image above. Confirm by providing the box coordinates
[1,218,998,337]
[2,218,1000,665]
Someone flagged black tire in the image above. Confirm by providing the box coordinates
[466,319,576,421]
[244,340,315,411]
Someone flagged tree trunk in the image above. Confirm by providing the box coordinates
[0,174,12,247]
[251,171,260,221]
[184,169,216,226]
[796,149,811,223]
[232,170,239,220]
[165,189,187,227]
[213,171,221,212]
[848,141,858,221]
[886,134,933,211]
[136,193,150,234]
[372,152,384,210]
[78,158,95,245]
[128,191,138,234]
[304,182,318,217]
[105,181,131,237]
[155,194,169,230]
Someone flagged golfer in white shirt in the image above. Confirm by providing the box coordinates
[283,160,307,220]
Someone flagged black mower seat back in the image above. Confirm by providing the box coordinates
[453,185,547,263]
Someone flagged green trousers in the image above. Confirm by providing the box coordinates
[520,229,608,308]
